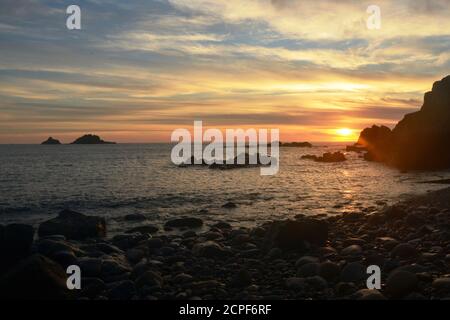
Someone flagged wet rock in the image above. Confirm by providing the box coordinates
[0,254,70,300]
[341,245,363,256]
[340,262,366,283]
[37,239,83,257]
[212,222,232,230]
[126,248,147,264]
[386,270,418,298]
[222,202,237,209]
[365,252,385,267]
[304,276,328,291]
[295,256,319,268]
[107,280,136,300]
[79,257,103,277]
[264,219,328,251]
[376,237,399,250]
[183,230,197,238]
[343,238,366,246]
[101,255,132,278]
[124,213,147,221]
[192,241,230,259]
[432,278,450,290]
[397,264,427,274]
[126,225,159,235]
[405,213,425,227]
[173,273,193,284]
[355,289,386,300]
[318,261,340,282]
[165,218,203,229]
[205,231,224,241]
[335,282,357,296]
[83,243,123,255]
[135,270,163,289]
[267,247,282,259]
[316,152,347,163]
[50,250,78,268]
[384,206,407,221]
[147,238,164,249]
[1,224,34,269]
[318,246,337,257]
[38,209,106,240]
[230,269,252,287]
[81,277,106,298]
[391,243,418,259]
[112,233,150,250]
[285,277,305,290]
[297,263,320,277]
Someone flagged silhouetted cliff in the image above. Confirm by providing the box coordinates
[357,75,450,170]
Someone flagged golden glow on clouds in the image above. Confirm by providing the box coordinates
[0,0,449,143]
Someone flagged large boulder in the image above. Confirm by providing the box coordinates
[192,241,230,259]
[165,217,203,229]
[38,209,106,240]
[264,219,328,251]
[357,125,393,162]
[0,254,71,300]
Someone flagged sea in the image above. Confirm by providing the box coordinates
[1,143,449,235]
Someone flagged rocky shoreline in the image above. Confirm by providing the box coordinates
[1,188,450,300]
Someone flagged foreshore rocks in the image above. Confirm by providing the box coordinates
[164,217,203,229]
[357,75,450,170]
[1,187,450,300]
[264,219,329,251]
[0,254,70,300]
[301,152,347,163]
[38,209,106,240]
[0,224,35,271]
[280,142,312,148]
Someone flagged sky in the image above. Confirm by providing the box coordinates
[0,0,449,143]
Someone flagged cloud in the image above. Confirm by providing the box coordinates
[0,0,449,142]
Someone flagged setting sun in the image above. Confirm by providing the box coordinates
[336,128,353,136]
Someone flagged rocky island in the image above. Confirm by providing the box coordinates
[41,137,61,145]
[71,134,116,145]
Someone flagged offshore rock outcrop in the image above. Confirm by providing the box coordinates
[71,134,116,144]
[41,137,61,145]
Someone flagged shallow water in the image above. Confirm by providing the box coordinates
[1,143,449,234]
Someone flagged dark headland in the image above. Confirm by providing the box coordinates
[351,75,450,170]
